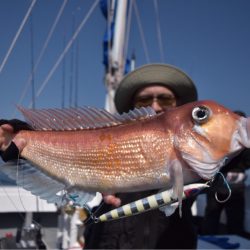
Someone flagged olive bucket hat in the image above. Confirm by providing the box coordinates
[114,63,198,113]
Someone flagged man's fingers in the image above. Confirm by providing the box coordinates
[0,124,26,153]
[1,124,14,133]
[103,194,121,207]
[0,124,15,151]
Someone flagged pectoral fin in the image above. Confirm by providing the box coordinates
[169,159,184,216]
[159,182,209,216]
[159,202,179,216]
[0,160,95,207]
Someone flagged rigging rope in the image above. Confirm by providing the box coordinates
[15,0,68,114]
[74,39,79,108]
[69,14,76,107]
[153,0,165,62]
[30,14,36,109]
[106,0,115,81]
[0,0,37,74]
[62,32,66,108]
[133,0,150,63]
[30,0,99,107]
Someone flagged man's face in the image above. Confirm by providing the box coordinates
[133,85,177,113]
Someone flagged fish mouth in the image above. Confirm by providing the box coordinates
[180,117,250,181]
[181,117,250,180]
[179,133,229,180]
[181,151,226,180]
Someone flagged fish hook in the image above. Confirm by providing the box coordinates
[214,172,231,203]
[81,202,104,225]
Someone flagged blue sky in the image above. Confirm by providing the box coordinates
[0,0,250,120]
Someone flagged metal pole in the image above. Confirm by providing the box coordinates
[105,0,128,113]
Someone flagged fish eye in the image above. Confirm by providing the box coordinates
[192,106,211,124]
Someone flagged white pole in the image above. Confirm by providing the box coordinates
[112,0,128,76]
[105,0,128,113]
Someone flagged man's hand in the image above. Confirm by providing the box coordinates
[103,194,121,207]
[226,172,246,184]
[0,124,14,151]
[0,124,26,153]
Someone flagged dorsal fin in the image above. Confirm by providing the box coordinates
[17,106,156,131]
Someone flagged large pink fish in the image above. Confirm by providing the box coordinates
[1,100,250,208]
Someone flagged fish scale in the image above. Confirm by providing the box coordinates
[18,127,171,192]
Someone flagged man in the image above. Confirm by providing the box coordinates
[84,63,199,249]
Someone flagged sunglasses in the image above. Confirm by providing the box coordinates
[134,94,176,108]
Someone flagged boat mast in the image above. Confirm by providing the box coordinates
[105,0,128,113]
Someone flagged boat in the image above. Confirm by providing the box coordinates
[0,0,250,249]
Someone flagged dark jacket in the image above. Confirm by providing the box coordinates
[84,190,197,249]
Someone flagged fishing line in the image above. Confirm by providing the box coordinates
[32,0,99,106]
[153,0,165,62]
[15,153,43,229]
[16,156,28,212]
[0,158,27,226]
[123,0,133,65]
[14,0,68,116]
[133,1,150,63]
[0,0,37,74]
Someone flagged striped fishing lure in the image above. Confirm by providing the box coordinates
[96,183,209,223]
